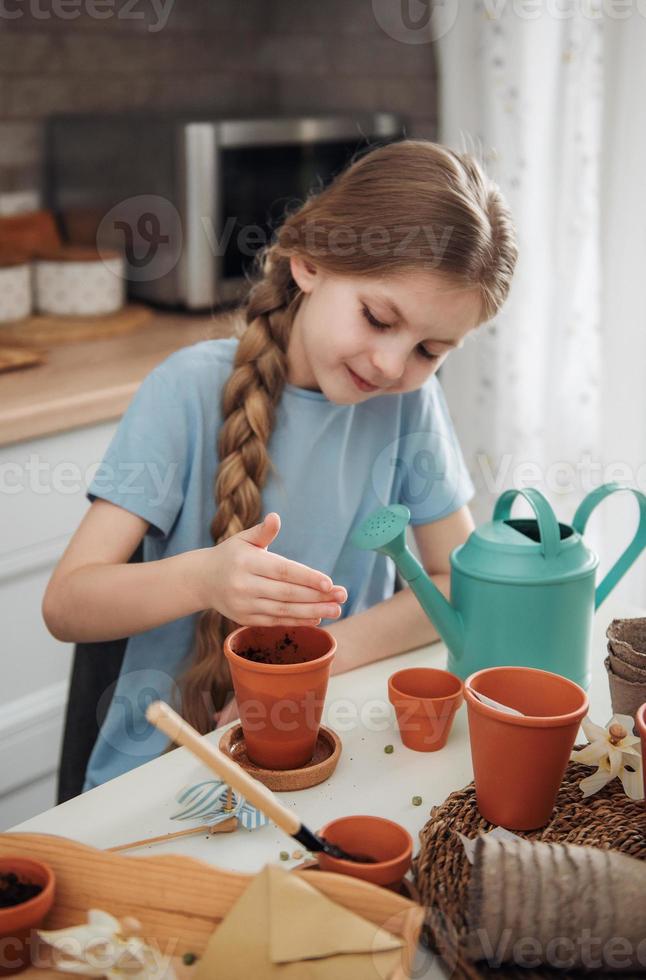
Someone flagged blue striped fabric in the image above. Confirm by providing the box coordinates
[171,779,269,831]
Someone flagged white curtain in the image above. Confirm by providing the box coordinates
[598,18,646,603]
[436,3,645,604]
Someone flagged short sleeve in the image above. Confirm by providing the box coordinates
[87,363,188,538]
[395,375,475,524]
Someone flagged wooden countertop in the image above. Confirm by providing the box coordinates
[0,310,237,447]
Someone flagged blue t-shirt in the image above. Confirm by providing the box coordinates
[83,337,474,789]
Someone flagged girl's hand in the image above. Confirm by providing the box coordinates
[191,512,347,626]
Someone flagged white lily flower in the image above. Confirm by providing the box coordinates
[37,909,176,979]
[570,714,644,800]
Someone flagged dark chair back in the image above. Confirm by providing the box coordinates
[56,542,143,803]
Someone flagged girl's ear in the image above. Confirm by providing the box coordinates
[290,254,319,293]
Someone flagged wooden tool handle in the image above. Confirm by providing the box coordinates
[146,701,301,836]
[107,817,238,853]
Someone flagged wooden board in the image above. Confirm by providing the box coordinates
[0,305,154,347]
[0,346,45,374]
[0,832,423,980]
[0,311,228,447]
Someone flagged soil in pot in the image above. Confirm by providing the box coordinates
[0,858,55,977]
[238,632,321,666]
[0,873,42,908]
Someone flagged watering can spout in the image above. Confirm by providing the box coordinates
[351,505,465,661]
[397,546,465,659]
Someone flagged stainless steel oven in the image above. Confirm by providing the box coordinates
[46,113,404,310]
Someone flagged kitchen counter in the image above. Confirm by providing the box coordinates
[0,309,237,447]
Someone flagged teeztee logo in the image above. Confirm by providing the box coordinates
[371,429,466,518]
[96,669,182,758]
[371,0,459,43]
[97,194,182,282]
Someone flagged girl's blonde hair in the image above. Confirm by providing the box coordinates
[178,139,518,733]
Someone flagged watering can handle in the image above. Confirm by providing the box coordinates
[572,482,646,609]
[493,488,561,560]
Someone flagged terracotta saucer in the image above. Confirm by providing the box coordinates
[293,859,420,901]
[218,724,341,791]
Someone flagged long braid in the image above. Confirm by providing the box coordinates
[177,251,302,733]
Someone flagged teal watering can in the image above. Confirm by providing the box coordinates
[352,483,646,689]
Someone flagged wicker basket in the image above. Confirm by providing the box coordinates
[414,759,646,979]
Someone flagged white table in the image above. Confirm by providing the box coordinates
[12,601,636,860]
[9,600,639,980]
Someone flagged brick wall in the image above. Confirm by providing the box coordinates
[0,0,438,213]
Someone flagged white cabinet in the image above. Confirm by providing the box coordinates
[0,421,117,828]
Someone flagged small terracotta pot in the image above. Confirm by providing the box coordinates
[0,857,55,976]
[388,667,463,751]
[465,666,588,831]
[636,703,646,801]
[316,815,413,888]
[223,625,335,770]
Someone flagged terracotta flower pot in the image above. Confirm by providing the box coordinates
[388,667,463,751]
[636,703,646,801]
[0,857,55,976]
[465,666,588,831]
[316,815,413,888]
[223,625,336,770]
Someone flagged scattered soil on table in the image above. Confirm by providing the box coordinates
[0,872,42,908]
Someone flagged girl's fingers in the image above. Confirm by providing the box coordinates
[242,615,322,627]
[255,578,347,605]
[256,554,337,594]
[248,598,342,621]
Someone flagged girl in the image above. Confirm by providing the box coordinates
[43,140,517,790]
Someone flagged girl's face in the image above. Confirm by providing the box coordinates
[287,256,482,404]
